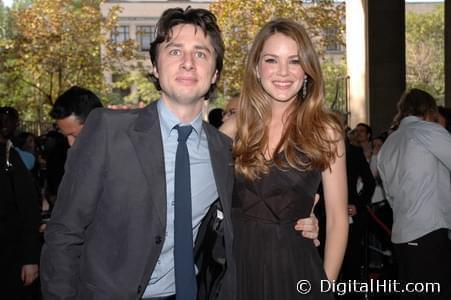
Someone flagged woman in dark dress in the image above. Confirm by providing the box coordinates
[221,19,348,299]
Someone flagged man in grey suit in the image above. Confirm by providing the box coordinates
[40,7,318,300]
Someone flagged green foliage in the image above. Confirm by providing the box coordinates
[0,0,138,121]
[405,4,444,103]
[0,1,6,38]
[321,57,347,108]
[111,67,160,105]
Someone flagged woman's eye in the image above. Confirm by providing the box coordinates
[264,58,277,64]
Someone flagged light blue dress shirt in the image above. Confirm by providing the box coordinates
[143,100,218,298]
[377,116,451,244]
[15,147,35,170]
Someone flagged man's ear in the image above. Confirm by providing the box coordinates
[211,69,218,84]
[152,64,159,79]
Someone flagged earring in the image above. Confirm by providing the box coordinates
[256,69,261,83]
[302,76,308,98]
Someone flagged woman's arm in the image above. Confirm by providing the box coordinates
[322,136,348,281]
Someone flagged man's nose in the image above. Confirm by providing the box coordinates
[181,53,194,70]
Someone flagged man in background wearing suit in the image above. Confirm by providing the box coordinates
[50,86,103,147]
[41,7,318,300]
[1,107,41,300]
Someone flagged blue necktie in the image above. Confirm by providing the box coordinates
[174,125,196,300]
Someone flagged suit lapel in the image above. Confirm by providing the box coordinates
[203,123,233,214]
[128,102,166,227]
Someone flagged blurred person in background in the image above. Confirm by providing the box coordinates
[0,106,41,300]
[378,89,451,300]
[50,86,103,146]
[354,123,373,161]
[207,107,224,128]
[13,132,37,171]
[221,94,239,124]
[438,106,451,133]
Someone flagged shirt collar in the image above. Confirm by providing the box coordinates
[400,115,421,127]
[157,99,203,140]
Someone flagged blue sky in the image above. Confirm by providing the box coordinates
[2,0,445,8]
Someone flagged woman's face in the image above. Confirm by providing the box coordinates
[257,33,305,104]
[25,135,36,152]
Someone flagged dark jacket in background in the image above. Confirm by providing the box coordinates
[341,142,376,284]
[346,142,376,219]
[0,143,41,297]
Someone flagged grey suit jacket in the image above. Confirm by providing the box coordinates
[40,102,236,300]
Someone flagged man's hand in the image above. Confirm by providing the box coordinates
[21,264,39,286]
[294,194,321,247]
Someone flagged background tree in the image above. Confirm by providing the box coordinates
[0,1,7,38]
[209,0,345,105]
[322,57,347,109]
[405,4,444,103]
[0,0,137,122]
[111,68,160,105]
[0,0,30,112]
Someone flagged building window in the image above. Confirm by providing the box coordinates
[325,28,341,52]
[136,25,155,51]
[111,25,129,44]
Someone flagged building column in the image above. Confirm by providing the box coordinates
[367,0,406,135]
[346,0,406,134]
[346,0,369,128]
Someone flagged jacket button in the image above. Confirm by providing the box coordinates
[137,285,142,294]
[155,235,162,244]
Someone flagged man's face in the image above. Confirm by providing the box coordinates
[153,24,218,107]
[355,125,370,143]
[0,114,18,140]
[56,115,83,146]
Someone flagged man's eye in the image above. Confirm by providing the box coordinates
[169,49,181,56]
[195,52,206,58]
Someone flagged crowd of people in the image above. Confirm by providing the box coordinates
[1,5,451,300]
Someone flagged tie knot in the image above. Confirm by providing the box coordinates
[176,125,193,143]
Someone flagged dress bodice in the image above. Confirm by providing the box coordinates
[232,156,321,224]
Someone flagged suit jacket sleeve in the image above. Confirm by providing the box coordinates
[40,109,107,299]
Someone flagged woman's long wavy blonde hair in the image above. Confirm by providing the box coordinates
[234,19,343,181]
